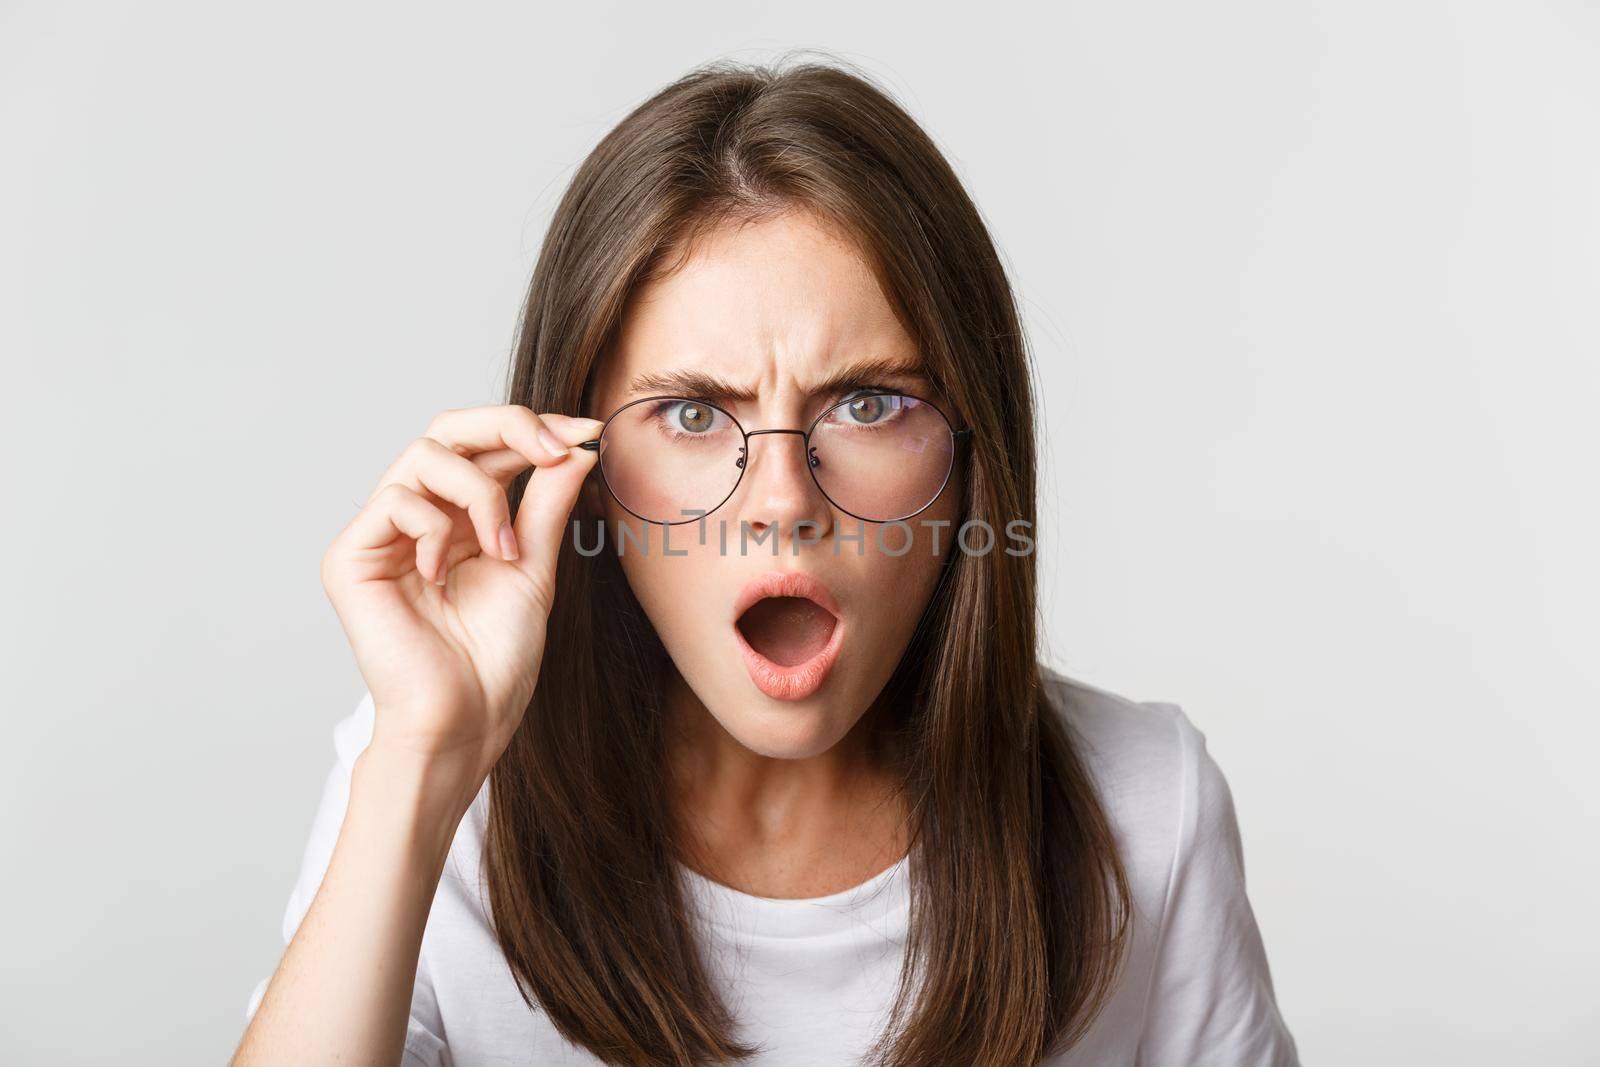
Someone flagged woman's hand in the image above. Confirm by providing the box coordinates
[320,405,602,802]
[231,406,602,1067]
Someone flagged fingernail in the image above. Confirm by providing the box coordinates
[538,427,569,458]
[498,521,519,561]
[435,560,449,585]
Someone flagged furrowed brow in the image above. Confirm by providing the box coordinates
[625,357,928,404]
[808,357,929,397]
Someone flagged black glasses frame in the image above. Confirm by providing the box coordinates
[577,389,973,526]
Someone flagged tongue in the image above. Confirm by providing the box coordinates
[737,596,836,667]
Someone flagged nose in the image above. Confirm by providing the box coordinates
[736,430,834,545]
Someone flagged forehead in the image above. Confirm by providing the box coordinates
[591,211,923,410]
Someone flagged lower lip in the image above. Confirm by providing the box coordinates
[733,611,846,702]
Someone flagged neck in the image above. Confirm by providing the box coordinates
[661,671,910,896]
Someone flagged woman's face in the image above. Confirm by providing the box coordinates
[585,210,962,760]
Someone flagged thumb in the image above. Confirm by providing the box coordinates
[509,416,603,595]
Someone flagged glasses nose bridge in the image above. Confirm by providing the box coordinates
[737,426,819,471]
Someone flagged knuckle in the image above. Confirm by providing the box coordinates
[375,480,411,505]
[424,407,458,435]
[513,406,544,439]
[319,545,344,587]
[402,436,436,463]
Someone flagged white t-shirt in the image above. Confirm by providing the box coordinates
[245,668,1300,1065]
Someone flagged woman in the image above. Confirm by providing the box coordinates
[233,58,1298,1066]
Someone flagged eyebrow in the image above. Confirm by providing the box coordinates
[624,356,929,404]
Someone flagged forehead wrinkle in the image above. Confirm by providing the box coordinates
[620,290,923,402]
[605,213,926,411]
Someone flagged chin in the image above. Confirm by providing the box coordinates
[721,692,855,759]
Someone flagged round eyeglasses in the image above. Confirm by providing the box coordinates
[577,390,971,525]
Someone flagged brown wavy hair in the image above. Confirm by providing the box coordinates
[486,52,1132,1066]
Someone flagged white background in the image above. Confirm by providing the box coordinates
[2,2,1595,1063]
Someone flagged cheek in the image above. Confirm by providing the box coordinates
[847,482,964,654]
[852,527,949,647]
[608,508,724,647]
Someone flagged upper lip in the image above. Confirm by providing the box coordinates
[732,570,842,625]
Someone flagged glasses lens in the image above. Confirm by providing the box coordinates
[597,398,743,523]
[809,394,955,521]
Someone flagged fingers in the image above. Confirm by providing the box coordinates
[372,436,526,565]
[468,448,540,484]
[341,483,456,585]
[422,407,600,472]
[340,406,606,590]
[368,408,606,569]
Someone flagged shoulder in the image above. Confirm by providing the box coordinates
[1039,665,1193,779]
[1040,668,1301,1062]
[1037,665,1243,915]
[1039,664,1218,812]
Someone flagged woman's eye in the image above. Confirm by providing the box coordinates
[839,393,900,425]
[670,402,717,433]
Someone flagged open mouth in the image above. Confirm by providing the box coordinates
[730,571,846,701]
[735,596,839,667]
